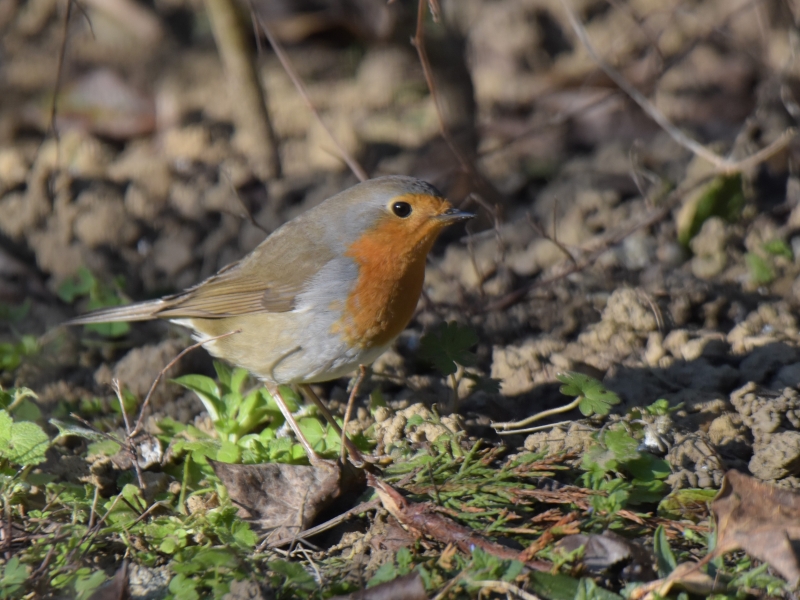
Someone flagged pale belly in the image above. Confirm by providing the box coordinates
[172,312,389,384]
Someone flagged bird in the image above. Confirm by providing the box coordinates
[67,176,474,461]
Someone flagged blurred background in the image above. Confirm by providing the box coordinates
[1,0,800,438]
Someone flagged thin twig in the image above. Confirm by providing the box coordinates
[130,329,241,437]
[559,0,797,175]
[205,0,280,179]
[267,499,380,549]
[248,2,367,182]
[559,0,727,170]
[49,0,73,143]
[492,397,581,433]
[526,210,577,267]
[113,379,145,489]
[484,173,714,313]
[412,0,488,193]
[221,168,268,233]
[299,384,365,466]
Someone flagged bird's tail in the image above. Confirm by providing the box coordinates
[65,299,166,325]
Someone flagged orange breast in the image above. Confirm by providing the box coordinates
[340,217,441,349]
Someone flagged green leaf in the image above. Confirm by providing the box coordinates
[11,398,41,422]
[216,440,241,463]
[745,252,775,285]
[85,320,130,338]
[627,454,671,481]
[50,419,108,443]
[229,368,249,395]
[657,488,717,521]
[87,439,122,456]
[57,267,96,303]
[121,483,146,512]
[602,429,639,463]
[367,562,399,588]
[557,372,620,416]
[574,577,624,600]
[298,417,326,448]
[653,525,677,578]
[173,375,222,421]
[0,410,49,466]
[0,299,31,323]
[419,321,478,376]
[396,547,413,574]
[678,173,745,246]
[763,238,793,259]
[74,569,106,600]
[0,336,39,372]
[269,559,316,591]
[0,556,28,599]
[169,573,199,600]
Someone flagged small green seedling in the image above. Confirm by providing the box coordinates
[170,361,347,465]
[58,266,131,337]
[494,372,621,433]
[0,388,49,470]
[0,335,38,373]
[556,372,621,417]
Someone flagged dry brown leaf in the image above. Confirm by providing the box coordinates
[711,470,800,587]
[631,562,728,600]
[555,530,656,581]
[211,458,359,544]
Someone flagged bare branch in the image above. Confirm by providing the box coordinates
[205,0,280,179]
[559,0,797,175]
[130,329,242,437]
[248,2,368,182]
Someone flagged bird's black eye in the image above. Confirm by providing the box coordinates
[392,201,412,218]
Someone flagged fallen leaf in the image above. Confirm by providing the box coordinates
[556,530,656,581]
[710,470,800,587]
[629,562,728,600]
[211,459,361,544]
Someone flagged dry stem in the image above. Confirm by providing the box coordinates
[130,329,242,437]
[205,0,280,179]
[248,3,367,182]
[559,0,797,175]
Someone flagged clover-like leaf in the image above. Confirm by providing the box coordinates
[0,410,49,466]
[419,321,478,376]
[557,372,620,416]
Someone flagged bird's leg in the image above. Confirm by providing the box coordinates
[298,384,364,467]
[266,383,322,462]
[340,365,367,462]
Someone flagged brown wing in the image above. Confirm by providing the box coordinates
[153,220,337,319]
[68,195,340,324]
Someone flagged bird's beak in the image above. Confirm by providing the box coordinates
[436,207,475,223]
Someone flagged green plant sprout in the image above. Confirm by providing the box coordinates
[58,266,131,338]
[493,371,621,434]
[419,321,499,406]
[0,334,38,373]
[168,362,361,467]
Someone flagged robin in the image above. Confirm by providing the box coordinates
[67,176,474,460]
